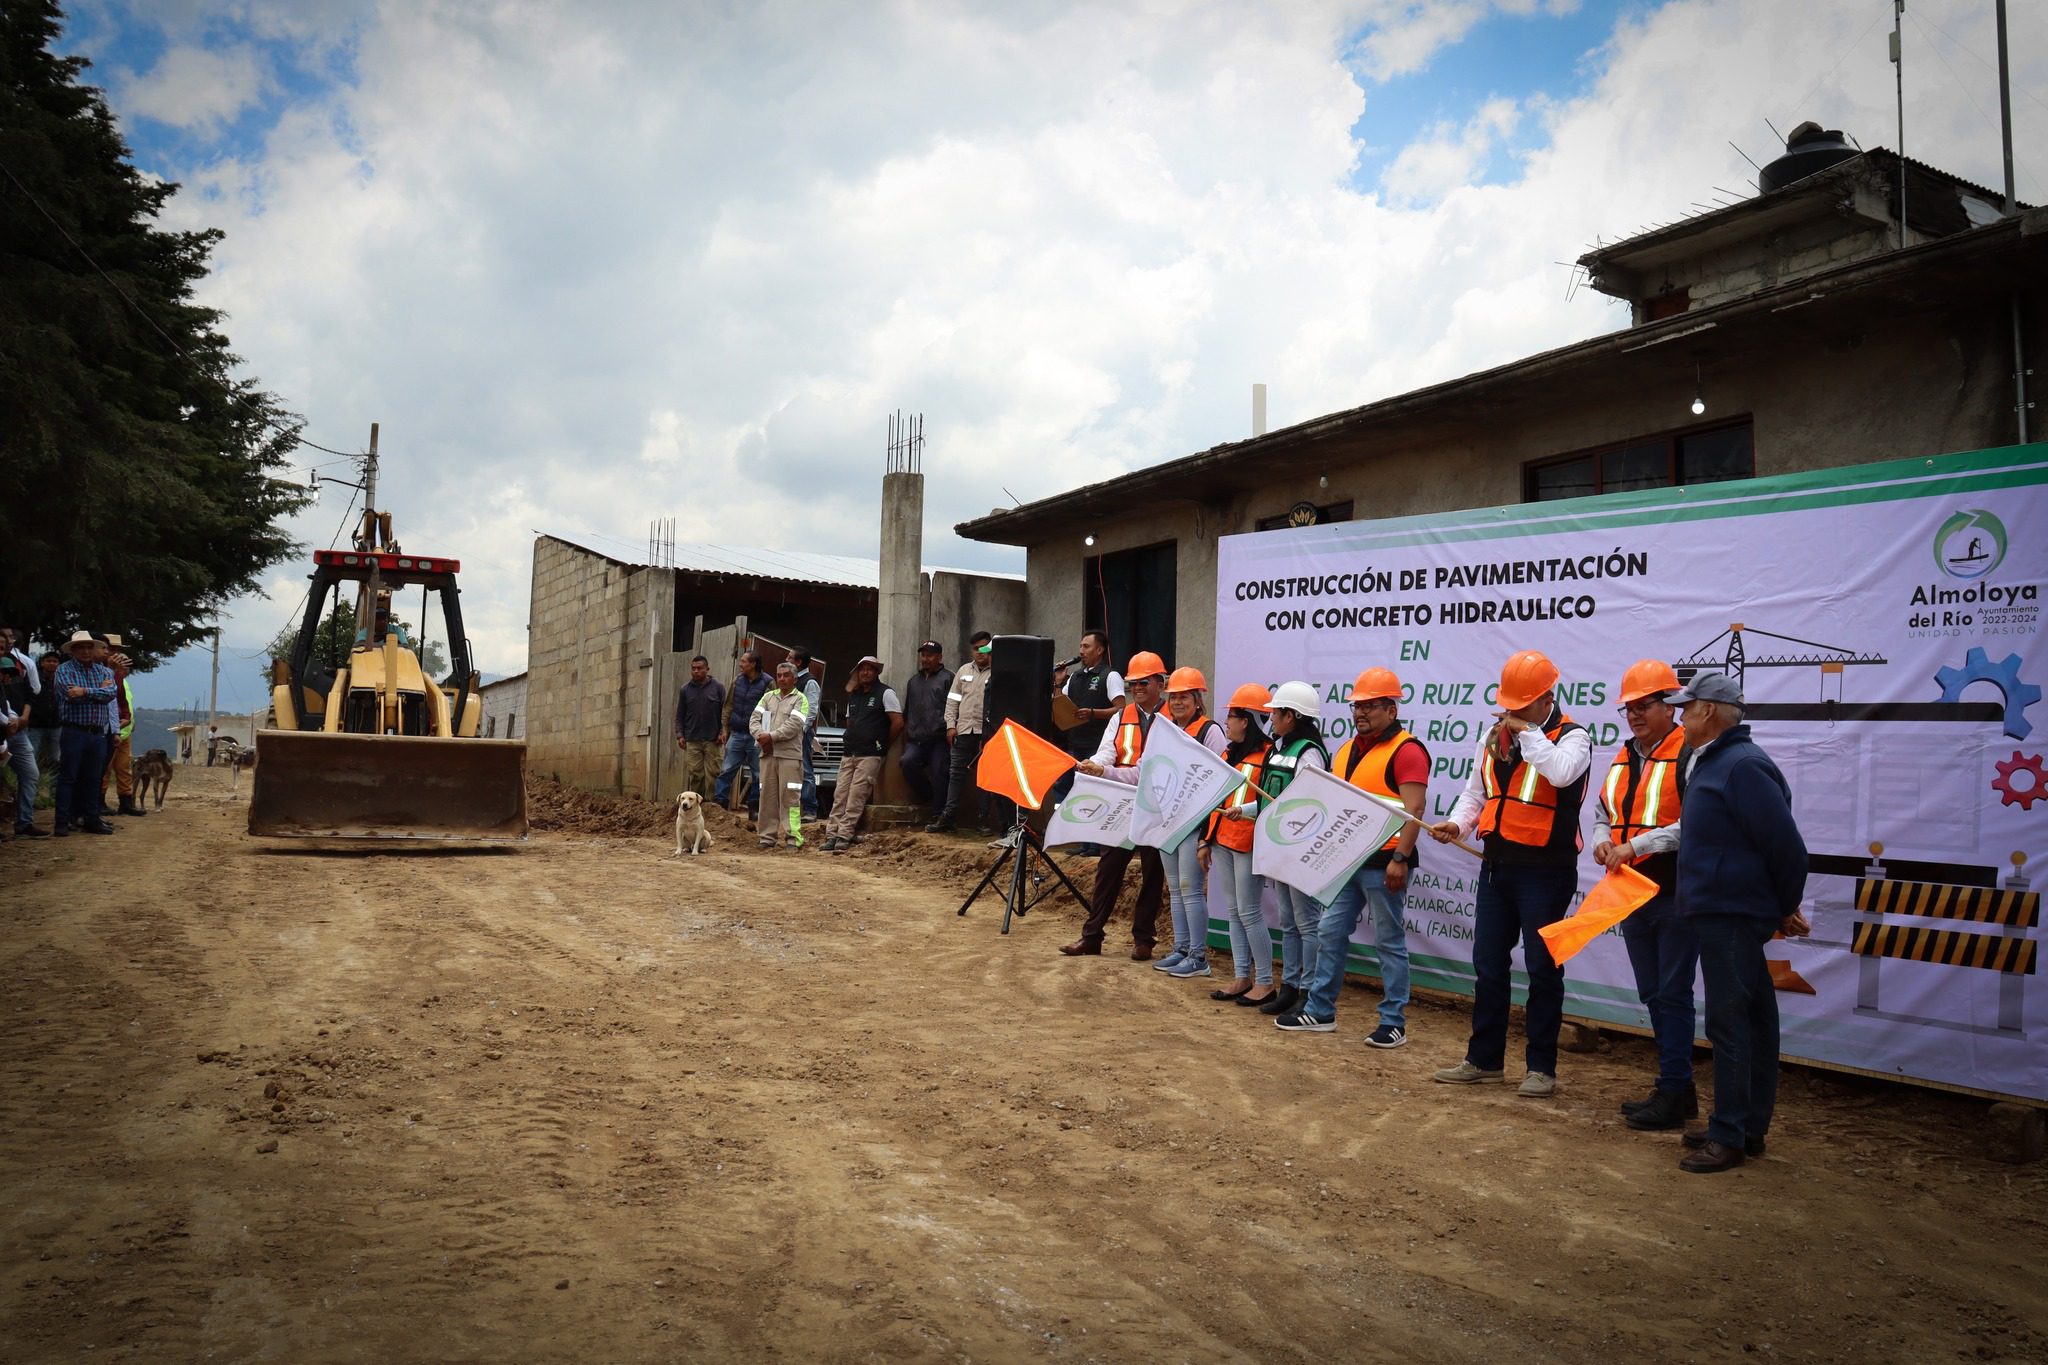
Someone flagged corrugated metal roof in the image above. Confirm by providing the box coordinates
[544,530,1019,587]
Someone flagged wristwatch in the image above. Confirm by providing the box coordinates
[1388,851,1411,866]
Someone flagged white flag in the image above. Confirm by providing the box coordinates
[1044,774,1136,849]
[1251,764,1407,904]
[1128,715,1244,852]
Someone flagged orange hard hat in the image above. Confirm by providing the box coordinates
[1497,649,1560,710]
[1166,666,1207,694]
[1125,650,1167,680]
[1618,658,1681,704]
[1350,667,1401,703]
[1226,682,1272,711]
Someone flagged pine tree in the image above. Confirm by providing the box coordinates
[0,0,313,666]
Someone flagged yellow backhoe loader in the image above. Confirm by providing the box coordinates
[249,537,527,841]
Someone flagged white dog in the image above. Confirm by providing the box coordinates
[671,790,712,856]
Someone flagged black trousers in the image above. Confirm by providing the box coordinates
[1078,844,1165,948]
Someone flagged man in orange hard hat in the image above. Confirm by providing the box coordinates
[1060,650,1170,958]
[1595,659,1699,1132]
[1276,666,1428,1047]
[1428,648,1591,1097]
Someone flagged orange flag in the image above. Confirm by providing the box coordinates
[975,719,1077,812]
[1537,863,1660,965]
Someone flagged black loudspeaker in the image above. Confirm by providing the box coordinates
[985,634,1055,739]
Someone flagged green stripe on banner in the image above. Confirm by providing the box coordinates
[1227,444,2048,556]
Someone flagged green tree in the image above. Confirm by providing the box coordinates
[264,598,356,684]
[0,0,313,667]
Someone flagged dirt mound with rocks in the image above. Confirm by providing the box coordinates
[525,776,752,839]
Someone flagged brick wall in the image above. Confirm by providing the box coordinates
[524,536,638,792]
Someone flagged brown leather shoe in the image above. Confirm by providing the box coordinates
[1679,1139,1747,1173]
[1682,1124,1766,1158]
[1059,940,1101,957]
[1130,944,1153,962]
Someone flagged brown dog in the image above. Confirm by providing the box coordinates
[134,748,174,809]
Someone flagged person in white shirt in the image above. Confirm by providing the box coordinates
[1427,649,1593,1098]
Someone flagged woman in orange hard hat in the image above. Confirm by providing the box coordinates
[1427,648,1592,1098]
[1061,650,1171,959]
[1199,683,1277,1005]
[1594,659,1699,1132]
[1154,667,1228,979]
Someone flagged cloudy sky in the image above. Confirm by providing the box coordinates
[56,0,2047,710]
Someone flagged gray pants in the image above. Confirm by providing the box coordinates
[678,740,720,798]
[758,754,804,847]
[826,756,883,841]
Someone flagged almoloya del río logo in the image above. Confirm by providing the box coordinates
[1267,797,1326,846]
[1934,509,2007,580]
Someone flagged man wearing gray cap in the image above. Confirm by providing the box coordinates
[1667,672,1810,1174]
[823,655,902,852]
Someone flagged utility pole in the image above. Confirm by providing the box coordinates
[358,421,381,549]
[207,627,220,734]
[1995,0,2030,443]
[1890,0,1906,249]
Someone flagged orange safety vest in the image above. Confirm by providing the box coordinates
[1331,724,1425,855]
[1205,745,1270,853]
[1601,724,1685,890]
[1112,701,1152,766]
[1476,712,1587,856]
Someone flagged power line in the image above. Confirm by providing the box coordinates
[0,155,365,460]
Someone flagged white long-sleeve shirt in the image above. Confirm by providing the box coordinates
[1091,707,1228,785]
[1444,718,1593,840]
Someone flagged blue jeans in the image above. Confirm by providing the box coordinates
[900,736,950,810]
[29,726,61,772]
[1620,893,1699,1091]
[1162,834,1210,958]
[1275,881,1323,988]
[1467,859,1576,1075]
[800,729,818,817]
[713,732,760,811]
[54,726,107,829]
[6,730,40,830]
[1308,863,1410,1027]
[1694,913,1780,1147]
[1213,846,1270,984]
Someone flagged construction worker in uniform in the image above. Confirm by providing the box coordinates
[750,660,811,851]
[1277,667,1425,1047]
[1252,680,1331,1018]
[1199,683,1276,1005]
[1061,651,1170,958]
[1595,659,1699,1131]
[1429,649,1591,1097]
[1153,666,1227,980]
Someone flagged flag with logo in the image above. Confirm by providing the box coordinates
[1537,863,1659,964]
[1251,763,1408,904]
[974,719,1077,812]
[1128,716,1246,852]
[1043,773,1137,849]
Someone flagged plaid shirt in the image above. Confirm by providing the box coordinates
[53,658,117,728]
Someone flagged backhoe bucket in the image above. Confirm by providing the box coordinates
[249,731,529,841]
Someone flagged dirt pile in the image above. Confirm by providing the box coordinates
[525,775,754,839]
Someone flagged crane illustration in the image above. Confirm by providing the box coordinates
[1677,623,1887,703]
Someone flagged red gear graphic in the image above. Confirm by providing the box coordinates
[1992,751,2047,810]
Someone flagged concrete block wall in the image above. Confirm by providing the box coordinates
[525,536,639,793]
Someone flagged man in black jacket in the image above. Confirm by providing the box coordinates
[823,656,902,852]
[1668,672,1810,1173]
[899,641,953,814]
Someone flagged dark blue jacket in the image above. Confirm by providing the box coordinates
[1675,724,1808,922]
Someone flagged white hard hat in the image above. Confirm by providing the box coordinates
[1260,680,1322,719]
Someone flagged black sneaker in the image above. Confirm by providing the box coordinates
[924,818,955,833]
[1625,1087,1695,1131]
[1365,1024,1407,1049]
[81,821,117,835]
[1619,1087,1660,1117]
[1275,1013,1336,1033]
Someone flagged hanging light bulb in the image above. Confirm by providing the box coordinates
[1691,364,1706,416]
[1084,533,1096,547]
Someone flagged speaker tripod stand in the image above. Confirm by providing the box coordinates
[956,811,1091,934]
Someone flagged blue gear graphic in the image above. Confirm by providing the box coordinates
[1934,648,2041,740]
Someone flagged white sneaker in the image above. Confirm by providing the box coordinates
[1517,1071,1557,1098]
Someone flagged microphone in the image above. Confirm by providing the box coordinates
[1054,654,1082,671]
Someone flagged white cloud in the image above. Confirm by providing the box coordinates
[116,42,268,132]
[94,0,2048,687]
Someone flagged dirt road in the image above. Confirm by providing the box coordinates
[3,768,2043,1362]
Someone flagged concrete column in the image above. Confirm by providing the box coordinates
[877,470,924,680]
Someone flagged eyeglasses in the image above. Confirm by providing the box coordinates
[1351,699,1394,711]
[1617,698,1668,714]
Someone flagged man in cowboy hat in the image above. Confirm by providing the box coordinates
[52,631,118,836]
[822,655,902,852]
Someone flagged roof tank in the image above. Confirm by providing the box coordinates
[1758,122,1860,193]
